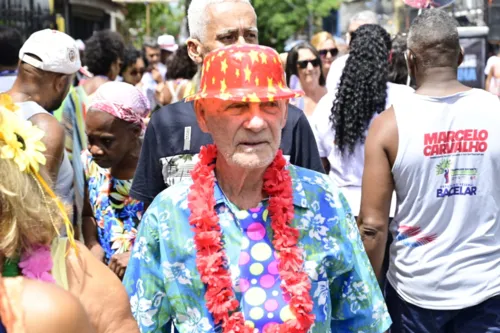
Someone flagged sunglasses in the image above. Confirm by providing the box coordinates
[297,58,321,69]
[130,68,146,76]
[319,48,339,58]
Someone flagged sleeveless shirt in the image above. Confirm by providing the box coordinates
[15,101,74,207]
[389,89,500,310]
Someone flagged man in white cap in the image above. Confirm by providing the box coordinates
[158,34,178,69]
[5,29,81,209]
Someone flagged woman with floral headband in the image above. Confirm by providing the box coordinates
[82,81,149,279]
[0,100,139,333]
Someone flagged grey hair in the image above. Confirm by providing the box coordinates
[349,10,378,25]
[188,0,252,42]
[408,9,460,68]
[143,36,159,49]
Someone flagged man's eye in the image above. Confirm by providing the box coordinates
[220,35,235,43]
[263,101,279,108]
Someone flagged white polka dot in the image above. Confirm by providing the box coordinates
[244,287,267,306]
[250,243,272,261]
[251,279,257,285]
[252,213,258,219]
[249,307,264,320]
[250,263,264,276]
[272,291,278,296]
[241,237,250,250]
[267,313,274,319]
[280,305,296,321]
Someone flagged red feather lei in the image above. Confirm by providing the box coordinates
[187,144,315,333]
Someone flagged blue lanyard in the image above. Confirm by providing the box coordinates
[0,69,17,77]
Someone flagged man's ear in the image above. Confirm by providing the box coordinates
[194,100,210,133]
[54,74,69,94]
[281,100,289,130]
[187,38,204,65]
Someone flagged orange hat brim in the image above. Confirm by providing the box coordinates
[185,87,304,103]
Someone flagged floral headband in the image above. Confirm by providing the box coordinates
[0,94,77,254]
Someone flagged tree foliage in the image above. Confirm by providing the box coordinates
[122,2,184,46]
[122,0,340,51]
[253,0,341,51]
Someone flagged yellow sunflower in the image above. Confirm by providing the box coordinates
[0,93,19,112]
[0,109,46,172]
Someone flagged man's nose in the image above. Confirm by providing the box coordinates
[245,103,267,132]
[236,35,247,45]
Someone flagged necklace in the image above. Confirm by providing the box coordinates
[188,145,315,333]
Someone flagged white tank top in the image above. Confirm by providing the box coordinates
[389,88,500,310]
[16,102,74,206]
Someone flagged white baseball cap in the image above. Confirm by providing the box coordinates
[19,29,82,75]
[157,34,178,52]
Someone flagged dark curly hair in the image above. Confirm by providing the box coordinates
[388,33,409,85]
[0,26,23,67]
[330,24,391,156]
[165,45,197,81]
[120,45,141,76]
[84,30,125,76]
[285,42,326,87]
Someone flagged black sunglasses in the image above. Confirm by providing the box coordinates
[319,48,339,58]
[130,68,146,76]
[297,58,321,69]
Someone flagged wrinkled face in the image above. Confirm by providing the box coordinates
[296,48,321,86]
[195,99,288,169]
[317,39,338,75]
[122,58,145,86]
[144,46,161,65]
[201,2,258,58]
[85,110,139,169]
[346,21,366,45]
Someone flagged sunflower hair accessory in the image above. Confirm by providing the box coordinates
[0,93,78,255]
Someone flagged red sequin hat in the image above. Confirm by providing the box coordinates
[185,44,304,102]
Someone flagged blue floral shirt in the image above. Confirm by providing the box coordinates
[123,165,391,333]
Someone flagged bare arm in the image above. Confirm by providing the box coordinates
[66,242,140,333]
[358,107,397,281]
[82,175,105,262]
[321,157,331,174]
[29,113,65,182]
[22,279,95,333]
[486,66,493,92]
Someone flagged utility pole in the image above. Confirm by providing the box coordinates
[146,2,151,36]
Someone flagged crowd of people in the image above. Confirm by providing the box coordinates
[0,0,499,332]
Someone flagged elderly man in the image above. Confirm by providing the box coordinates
[325,10,378,93]
[359,9,500,332]
[130,0,324,207]
[124,44,390,333]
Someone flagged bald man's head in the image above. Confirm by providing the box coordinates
[408,9,461,70]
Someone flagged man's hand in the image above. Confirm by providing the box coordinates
[88,243,105,263]
[108,252,131,279]
[152,66,163,84]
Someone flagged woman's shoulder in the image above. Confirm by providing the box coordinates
[20,278,94,333]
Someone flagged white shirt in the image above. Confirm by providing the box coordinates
[484,55,499,76]
[389,89,500,310]
[311,82,414,216]
[325,54,349,93]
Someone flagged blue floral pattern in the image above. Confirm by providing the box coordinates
[82,150,145,263]
[123,165,391,332]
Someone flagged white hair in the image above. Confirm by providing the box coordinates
[349,10,379,25]
[188,0,252,42]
